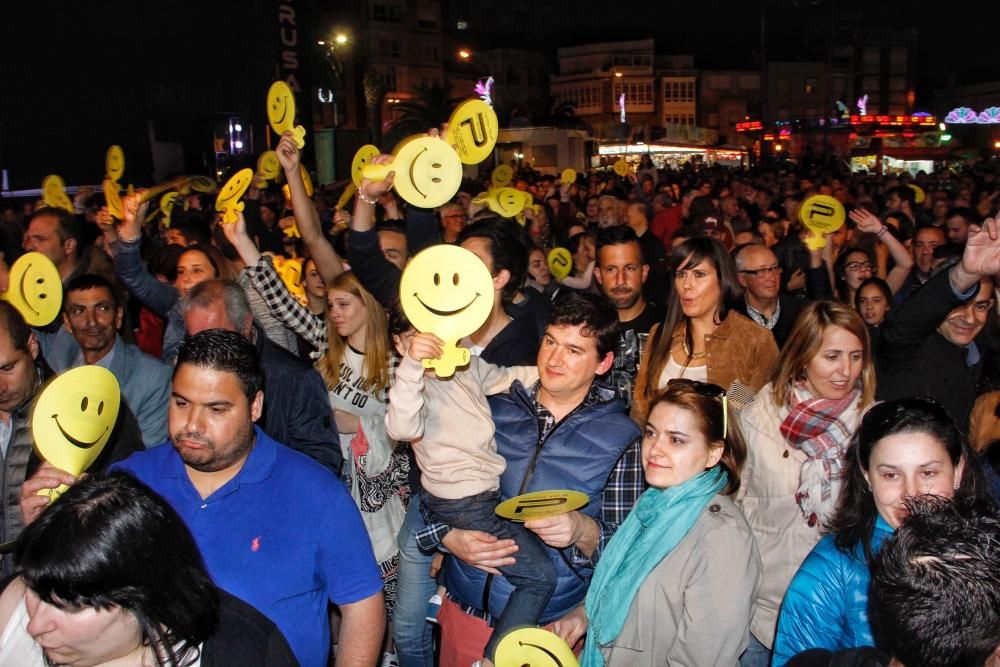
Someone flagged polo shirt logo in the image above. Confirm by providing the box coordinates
[251,536,261,552]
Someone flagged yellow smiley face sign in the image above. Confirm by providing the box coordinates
[0,252,62,326]
[547,247,572,281]
[267,80,306,148]
[560,168,577,186]
[492,164,513,188]
[33,366,120,500]
[447,99,499,165]
[103,178,123,219]
[799,194,846,236]
[612,160,630,177]
[363,135,463,209]
[106,145,125,182]
[474,187,532,219]
[399,245,494,377]
[159,192,178,228]
[215,168,254,225]
[188,175,217,193]
[909,183,926,204]
[495,489,589,522]
[256,151,280,182]
[494,628,579,667]
[351,144,381,188]
[41,175,74,214]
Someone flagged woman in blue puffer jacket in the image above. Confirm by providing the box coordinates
[771,397,986,666]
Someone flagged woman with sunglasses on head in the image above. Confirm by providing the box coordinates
[771,398,985,666]
[552,379,761,666]
[632,236,779,424]
[736,301,877,667]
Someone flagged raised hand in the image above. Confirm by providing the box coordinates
[848,208,883,235]
[359,154,395,201]
[275,131,302,174]
[961,217,1000,278]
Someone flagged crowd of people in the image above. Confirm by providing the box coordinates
[2,129,1000,667]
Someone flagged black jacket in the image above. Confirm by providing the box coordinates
[876,269,981,428]
[254,328,342,476]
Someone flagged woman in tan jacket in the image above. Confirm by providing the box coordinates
[632,236,778,423]
[735,301,877,667]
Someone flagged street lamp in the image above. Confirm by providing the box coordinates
[458,48,472,61]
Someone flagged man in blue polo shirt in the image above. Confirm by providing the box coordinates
[22,329,385,667]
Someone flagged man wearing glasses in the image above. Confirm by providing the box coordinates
[734,245,805,348]
[877,218,1000,427]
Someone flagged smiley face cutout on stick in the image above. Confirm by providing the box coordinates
[215,168,255,225]
[494,628,579,667]
[32,366,120,501]
[351,144,381,188]
[256,150,281,183]
[0,251,62,326]
[267,80,306,149]
[106,145,125,182]
[474,187,532,219]
[399,245,494,377]
[362,135,463,209]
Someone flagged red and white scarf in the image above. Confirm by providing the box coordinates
[780,381,862,527]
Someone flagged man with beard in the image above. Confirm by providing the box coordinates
[22,330,385,667]
[593,225,663,407]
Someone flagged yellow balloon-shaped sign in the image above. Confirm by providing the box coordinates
[560,168,577,186]
[267,80,306,148]
[363,135,463,209]
[494,628,579,667]
[492,164,513,189]
[799,194,846,236]
[399,245,494,377]
[547,247,572,281]
[447,99,499,165]
[215,168,255,225]
[495,489,589,522]
[256,151,281,182]
[188,175,217,193]
[351,144,381,188]
[474,187,532,219]
[103,179,123,219]
[0,252,62,326]
[33,366,121,500]
[908,183,926,204]
[106,145,125,182]
[613,160,630,177]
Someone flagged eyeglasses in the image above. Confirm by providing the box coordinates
[740,265,782,277]
[665,378,729,438]
[845,261,874,272]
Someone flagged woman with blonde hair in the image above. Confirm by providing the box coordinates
[316,272,410,625]
[632,236,778,423]
[735,300,876,667]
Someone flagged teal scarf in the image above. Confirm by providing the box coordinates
[581,467,728,667]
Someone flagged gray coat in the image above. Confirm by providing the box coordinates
[599,494,762,667]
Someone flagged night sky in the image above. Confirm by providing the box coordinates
[0,0,990,189]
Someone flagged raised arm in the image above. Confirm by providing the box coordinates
[275,132,345,283]
[112,191,179,317]
[850,208,913,294]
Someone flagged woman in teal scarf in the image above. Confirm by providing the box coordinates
[552,379,762,666]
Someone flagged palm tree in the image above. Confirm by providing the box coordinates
[382,81,459,149]
[363,68,387,145]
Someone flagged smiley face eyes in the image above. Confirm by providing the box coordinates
[79,396,105,414]
[432,273,461,286]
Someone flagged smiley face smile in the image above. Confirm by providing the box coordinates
[413,292,480,316]
[51,414,108,449]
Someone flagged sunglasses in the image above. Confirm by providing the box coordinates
[666,378,729,438]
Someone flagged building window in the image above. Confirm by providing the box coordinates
[456,20,468,30]
[889,46,908,66]
[390,39,402,58]
[371,3,403,23]
[614,81,653,107]
[805,78,817,94]
[777,78,790,94]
